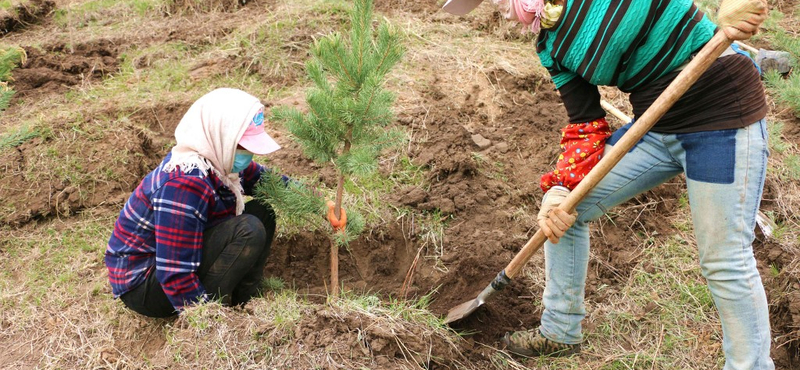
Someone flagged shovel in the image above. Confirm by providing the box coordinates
[445,31,734,324]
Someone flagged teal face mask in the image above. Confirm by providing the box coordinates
[232,149,254,173]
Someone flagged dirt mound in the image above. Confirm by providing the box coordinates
[11,39,119,100]
[290,307,464,368]
[130,301,492,369]
[0,33,195,226]
[0,121,145,225]
[0,0,54,37]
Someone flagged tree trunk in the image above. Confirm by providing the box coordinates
[331,173,345,297]
[330,237,339,297]
[330,131,352,297]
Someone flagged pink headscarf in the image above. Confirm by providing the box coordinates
[513,0,545,33]
[495,0,546,33]
[165,88,263,215]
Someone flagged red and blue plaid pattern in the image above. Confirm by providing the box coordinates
[105,153,265,310]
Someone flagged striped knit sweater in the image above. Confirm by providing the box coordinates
[536,0,715,90]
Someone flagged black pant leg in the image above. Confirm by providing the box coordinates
[232,201,276,305]
[119,268,177,318]
[198,201,275,306]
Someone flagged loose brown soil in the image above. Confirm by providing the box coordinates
[0,0,54,37]
[1,0,799,368]
[12,40,119,98]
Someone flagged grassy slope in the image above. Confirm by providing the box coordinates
[1,0,798,369]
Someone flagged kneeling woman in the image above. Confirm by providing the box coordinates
[104,88,343,317]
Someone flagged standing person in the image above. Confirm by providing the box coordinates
[105,88,346,318]
[442,0,773,368]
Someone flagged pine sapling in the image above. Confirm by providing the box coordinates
[0,46,26,112]
[267,0,404,297]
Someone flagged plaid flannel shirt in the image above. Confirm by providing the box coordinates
[105,153,265,311]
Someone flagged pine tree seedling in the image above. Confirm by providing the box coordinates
[262,0,404,297]
[0,46,26,112]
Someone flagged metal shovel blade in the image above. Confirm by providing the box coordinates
[444,297,483,324]
[444,274,506,324]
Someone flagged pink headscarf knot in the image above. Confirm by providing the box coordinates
[511,0,545,34]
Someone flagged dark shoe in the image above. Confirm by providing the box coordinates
[501,329,580,357]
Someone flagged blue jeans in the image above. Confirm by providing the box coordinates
[539,119,774,369]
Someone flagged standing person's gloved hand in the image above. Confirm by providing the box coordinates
[718,0,768,40]
[326,200,347,232]
[538,186,577,244]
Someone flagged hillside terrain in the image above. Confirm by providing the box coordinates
[1,0,799,368]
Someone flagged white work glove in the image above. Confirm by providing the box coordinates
[538,186,577,244]
[717,0,768,41]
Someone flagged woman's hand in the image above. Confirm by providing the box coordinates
[718,0,768,40]
[326,200,347,231]
[538,186,576,244]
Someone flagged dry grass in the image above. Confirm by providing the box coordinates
[162,0,245,14]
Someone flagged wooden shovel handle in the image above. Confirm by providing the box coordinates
[505,31,733,279]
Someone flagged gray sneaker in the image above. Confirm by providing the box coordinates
[501,329,580,357]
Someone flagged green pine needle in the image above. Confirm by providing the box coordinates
[0,46,26,113]
[0,46,26,82]
[333,210,365,246]
[0,84,13,112]
[254,170,326,230]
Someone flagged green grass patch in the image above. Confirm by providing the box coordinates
[762,10,800,59]
[0,124,41,150]
[761,10,800,118]
[0,46,25,81]
[62,41,199,114]
[261,276,286,292]
[334,289,448,330]
[0,216,113,306]
[0,82,14,111]
[0,0,15,11]
[781,153,800,181]
[252,289,306,337]
[765,69,800,117]
[766,119,792,154]
[764,119,800,180]
[53,0,161,28]
[418,209,450,269]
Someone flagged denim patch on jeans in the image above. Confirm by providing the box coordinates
[677,129,737,184]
